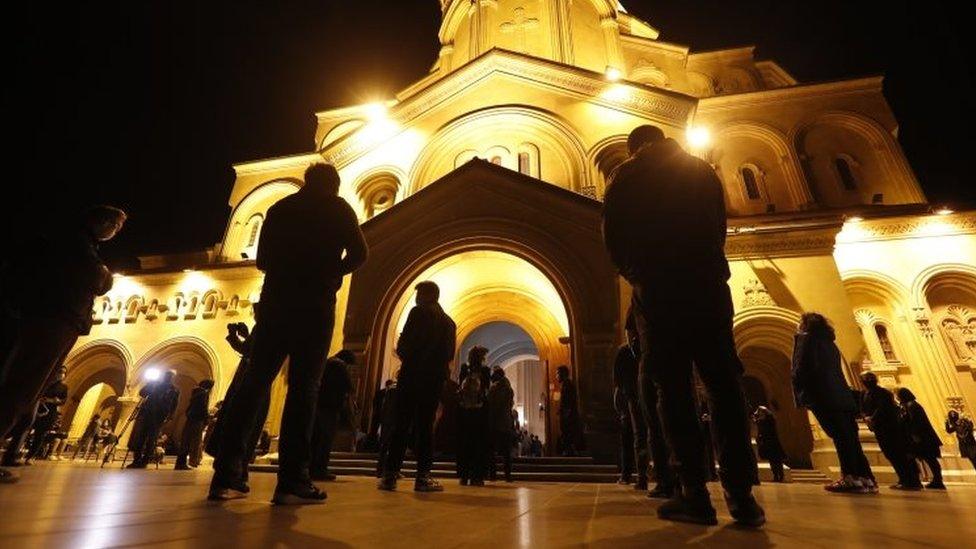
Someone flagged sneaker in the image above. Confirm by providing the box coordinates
[0,468,19,484]
[125,461,148,470]
[890,483,923,491]
[414,477,445,493]
[207,477,250,501]
[174,464,193,471]
[272,484,327,505]
[656,489,718,526]
[860,478,879,494]
[724,492,766,528]
[824,476,867,494]
[647,484,674,499]
[925,480,947,490]
[378,476,397,491]
[634,477,649,492]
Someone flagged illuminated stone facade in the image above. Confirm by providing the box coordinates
[64,1,975,472]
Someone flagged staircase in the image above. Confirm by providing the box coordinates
[789,468,832,485]
[252,452,620,483]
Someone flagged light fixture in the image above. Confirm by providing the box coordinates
[686,126,711,150]
[364,102,388,121]
[846,215,864,223]
[144,368,161,382]
[935,206,954,216]
[605,66,622,82]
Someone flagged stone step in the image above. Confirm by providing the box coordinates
[250,464,619,483]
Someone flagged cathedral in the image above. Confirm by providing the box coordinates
[63,1,975,477]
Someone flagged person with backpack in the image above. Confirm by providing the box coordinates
[456,347,490,486]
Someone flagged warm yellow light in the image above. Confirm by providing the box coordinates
[686,126,711,150]
[847,216,864,223]
[180,270,213,293]
[364,102,388,121]
[605,66,622,82]
[935,206,954,216]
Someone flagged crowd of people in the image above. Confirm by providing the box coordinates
[3,127,976,531]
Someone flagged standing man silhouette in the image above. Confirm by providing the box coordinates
[210,163,367,504]
[603,125,764,527]
[378,281,456,493]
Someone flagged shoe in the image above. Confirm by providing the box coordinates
[647,484,674,499]
[414,477,445,492]
[125,461,147,470]
[505,475,513,483]
[470,479,485,487]
[890,483,923,491]
[724,492,766,528]
[824,475,869,494]
[311,471,337,482]
[208,477,250,501]
[0,468,19,484]
[272,484,327,505]
[656,489,718,526]
[634,477,649,492]
[460,478,469,486]
[861,478,879,494]
[174,465,192,471]
[378,476,397,491]
[617,476,632,485]
[925,481,947,490]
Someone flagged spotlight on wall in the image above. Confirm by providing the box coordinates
[686,126,711,150]
[935,206,954,216]
[605,66,623,82]
[144,368,161,382]
[846,215,864,224]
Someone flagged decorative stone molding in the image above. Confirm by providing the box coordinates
[725,227,839,259]
[742,279,776,308]
[837,212,976,244]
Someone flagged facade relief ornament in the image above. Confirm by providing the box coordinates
[741,279,776,308]
[940,305,976,367]
[499,6,539,53]
[912,307,933,337]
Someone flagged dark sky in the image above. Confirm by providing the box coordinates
[6,1,972,268]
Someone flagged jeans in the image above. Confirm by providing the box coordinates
[176,419,206,468]
[812,409,873,480]
[875,429,920,486]
[214,306,334,489]
[633,283,757,498]
[383,373,443,478]
[310,406,339,475]
[457,407,488,481]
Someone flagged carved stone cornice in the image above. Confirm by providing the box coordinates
[836,211,976,244]
[321,49,696,168]
[697,76,885,114]
[725,227,839,259]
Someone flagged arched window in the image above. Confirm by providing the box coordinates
[518,152,531,175]
[874,324,897,362]
[357,172,401,219]
[741,166,762,201]
[835,156,859,191]
[247,220,260,247]
[517,143,542,179]
[241,215,263,259]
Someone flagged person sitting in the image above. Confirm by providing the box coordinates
[896,388,945,490]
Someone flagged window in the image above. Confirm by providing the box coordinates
[741,166,761,200]
[247,220,261,247]
[835,157,858,191]
[518,152,531,175]
[874,324,897,362]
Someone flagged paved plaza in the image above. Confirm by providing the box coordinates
[1,463,974,548]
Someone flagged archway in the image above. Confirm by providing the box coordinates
[62,341,130,434]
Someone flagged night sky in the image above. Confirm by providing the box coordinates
[5,1,972,269]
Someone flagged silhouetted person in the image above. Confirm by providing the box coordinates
[945,410,976,471]
[896,388,944,489]
[128,370,179,469]
[698,402,719,483]
[311,350,355,481]
[860,372,920,489]
[603,125,763,527]
[175,379,214,470]
[72,414,102,461]
[378,281,457,493]
[613,311,675,496]
[368,380,394,447]
[211,164,367,504]
[457,349,490,486]
[434,375,460,457]
[375,380,399,478]
[792,313,876,494]
[752,406,786,483]
[26,367,69,462]
[0,205,125,483]
[488,366,516,482]
[613,367,635,484]
[556,366,584,457]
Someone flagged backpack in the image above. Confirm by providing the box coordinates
[459,371,483,409]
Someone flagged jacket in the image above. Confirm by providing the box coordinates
[791,332,856,412]
[395,302,456,380]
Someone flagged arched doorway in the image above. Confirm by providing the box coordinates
[343,160,620,459]
[63,341,130,434]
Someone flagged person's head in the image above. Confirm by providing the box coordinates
[415,281,440,305]
[948,410,960,422]
[335,349,357,366]
[55,365,67,380]
[557,365,570,381]
[896,387,916,404]
[491,366,506,382]
[303,163,341,195]
[468,346,488,367]
[86,205,127,241]
[627,125,666,155]
[799,312,835,341]
[860,371,879,388]
[163,369,176,383]
[624,308,639,349]
[384,379,394,388]
[199,379,215,390]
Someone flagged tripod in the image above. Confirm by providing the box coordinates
[101,398,143,469]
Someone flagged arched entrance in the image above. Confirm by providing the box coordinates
[63,341,130,434]
[343,160,620,458]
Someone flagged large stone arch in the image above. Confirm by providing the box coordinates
[62,340,132,433]
[714,121,811,213]
[733,307,813,466]
[842,271,915,385]
[409,106,590,195]
[345,160,620,457]
[793,111,925,208]
[221,179,301,260]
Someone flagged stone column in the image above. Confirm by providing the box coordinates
[912,308,970,417]
[600,16,624,72]
[438,42,456,73]
[113,396,141,451]
[477,0,498,55]
[547,0,574,64]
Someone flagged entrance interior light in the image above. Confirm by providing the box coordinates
[846,215,864,224]
[144,368,161,382]
[605,66,622,82]
[686,126,711,150]
[935,206,954,216]
[364,102,389,121]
